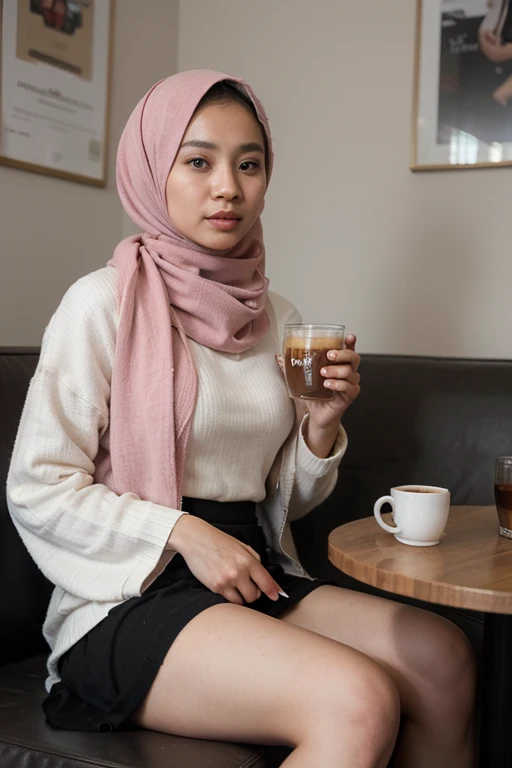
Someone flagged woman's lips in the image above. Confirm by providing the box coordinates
[206,218,241,231]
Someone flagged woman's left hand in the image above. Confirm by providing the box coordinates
[305,334,361,430]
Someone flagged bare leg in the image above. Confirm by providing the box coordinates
[132,603,400,767]
[281,586,476,768]
[493,74,512,106]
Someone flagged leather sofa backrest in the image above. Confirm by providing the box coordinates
[0,349,52,665]
[2,349,512,662]
[293,354,512,578]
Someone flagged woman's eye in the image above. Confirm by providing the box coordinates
[240,161,260,171]
[187,158,260,171]
[189,158,208,169]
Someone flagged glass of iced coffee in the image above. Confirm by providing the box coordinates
[283,324,345,401]
[495,456,512,539]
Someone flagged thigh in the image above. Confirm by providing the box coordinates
[132,601,396,748]
[280,586,474,709]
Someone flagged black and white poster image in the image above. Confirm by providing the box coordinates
[412,0,512,170]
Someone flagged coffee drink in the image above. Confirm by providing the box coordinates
[494,457,512,538]
[374,484,451,546]
[283,324,345,401]
[495,483,512,532]
[396,487,440,494]
[284,338,340,400]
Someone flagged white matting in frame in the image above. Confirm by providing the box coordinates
[412,0,512,170]
[0,0,114,186]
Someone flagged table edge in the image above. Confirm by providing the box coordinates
[328,507,512,615]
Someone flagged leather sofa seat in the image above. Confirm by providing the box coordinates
[0,656,290,767]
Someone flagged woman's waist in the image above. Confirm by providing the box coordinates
[181,496,258,525]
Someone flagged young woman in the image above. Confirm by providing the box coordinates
[480,0,512,105]
[7,70,476,768]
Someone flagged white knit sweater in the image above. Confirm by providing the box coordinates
[7,267,347,692]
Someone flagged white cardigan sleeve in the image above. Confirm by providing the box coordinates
[286,415,346,522]
[6,269,185,603]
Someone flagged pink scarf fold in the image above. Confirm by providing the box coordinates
[102,70,273,509]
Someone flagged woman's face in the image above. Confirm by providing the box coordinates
[166,100,267,251]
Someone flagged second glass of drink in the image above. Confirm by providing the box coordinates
[495,456,512,539]
[283,323,345,401]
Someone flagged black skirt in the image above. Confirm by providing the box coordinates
[43,497,330,732]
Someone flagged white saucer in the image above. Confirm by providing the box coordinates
[394,535,440,547]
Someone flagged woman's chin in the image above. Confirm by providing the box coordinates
[196,229,245,252]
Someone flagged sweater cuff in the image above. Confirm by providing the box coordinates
[122,505,188,599]
[140,500,186,547]
[296,415,347,477]
[121,499,185,550]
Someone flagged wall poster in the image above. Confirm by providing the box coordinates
[413,0,512,170]
[0,0,114,186]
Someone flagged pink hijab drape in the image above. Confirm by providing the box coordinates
[103,70,273,510]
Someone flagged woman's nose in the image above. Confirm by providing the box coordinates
[212,166,241,200]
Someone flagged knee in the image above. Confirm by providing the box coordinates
[440,620,476,707]
[352,664,401,750]
[412,612,476,714]
[322,659,401,758]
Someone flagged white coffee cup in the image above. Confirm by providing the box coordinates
[373,485,451,546]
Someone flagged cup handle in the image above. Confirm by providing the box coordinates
[373,496,401,534]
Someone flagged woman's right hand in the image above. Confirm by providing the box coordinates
[166,514,284,605]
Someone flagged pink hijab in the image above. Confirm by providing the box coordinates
[103,70,273,510]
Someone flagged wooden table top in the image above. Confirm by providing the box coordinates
[328,506,512,614]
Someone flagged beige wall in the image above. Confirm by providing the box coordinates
[0,0,179,346]
[3,1,511,357]
[178,0,512,359]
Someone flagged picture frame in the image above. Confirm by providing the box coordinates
[411,0,512,171]
[0,0,114,187]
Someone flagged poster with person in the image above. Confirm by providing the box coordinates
[413,0,512,169]
[16,0,94,81]
[0,0,113,186]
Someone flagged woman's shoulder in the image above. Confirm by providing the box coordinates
[50,266,119,335]
[267,289,302,326]
[62,266,118,315]
[265,290,302,348]
[40,267,118,370]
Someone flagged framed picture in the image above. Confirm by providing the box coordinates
[412,0,512,170]
[0,0,114,186]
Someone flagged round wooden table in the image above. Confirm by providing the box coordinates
[328,506,512,768]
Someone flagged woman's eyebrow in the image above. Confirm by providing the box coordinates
[180,140,264,153]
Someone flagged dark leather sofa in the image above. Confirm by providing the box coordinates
[2,347,511,767]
